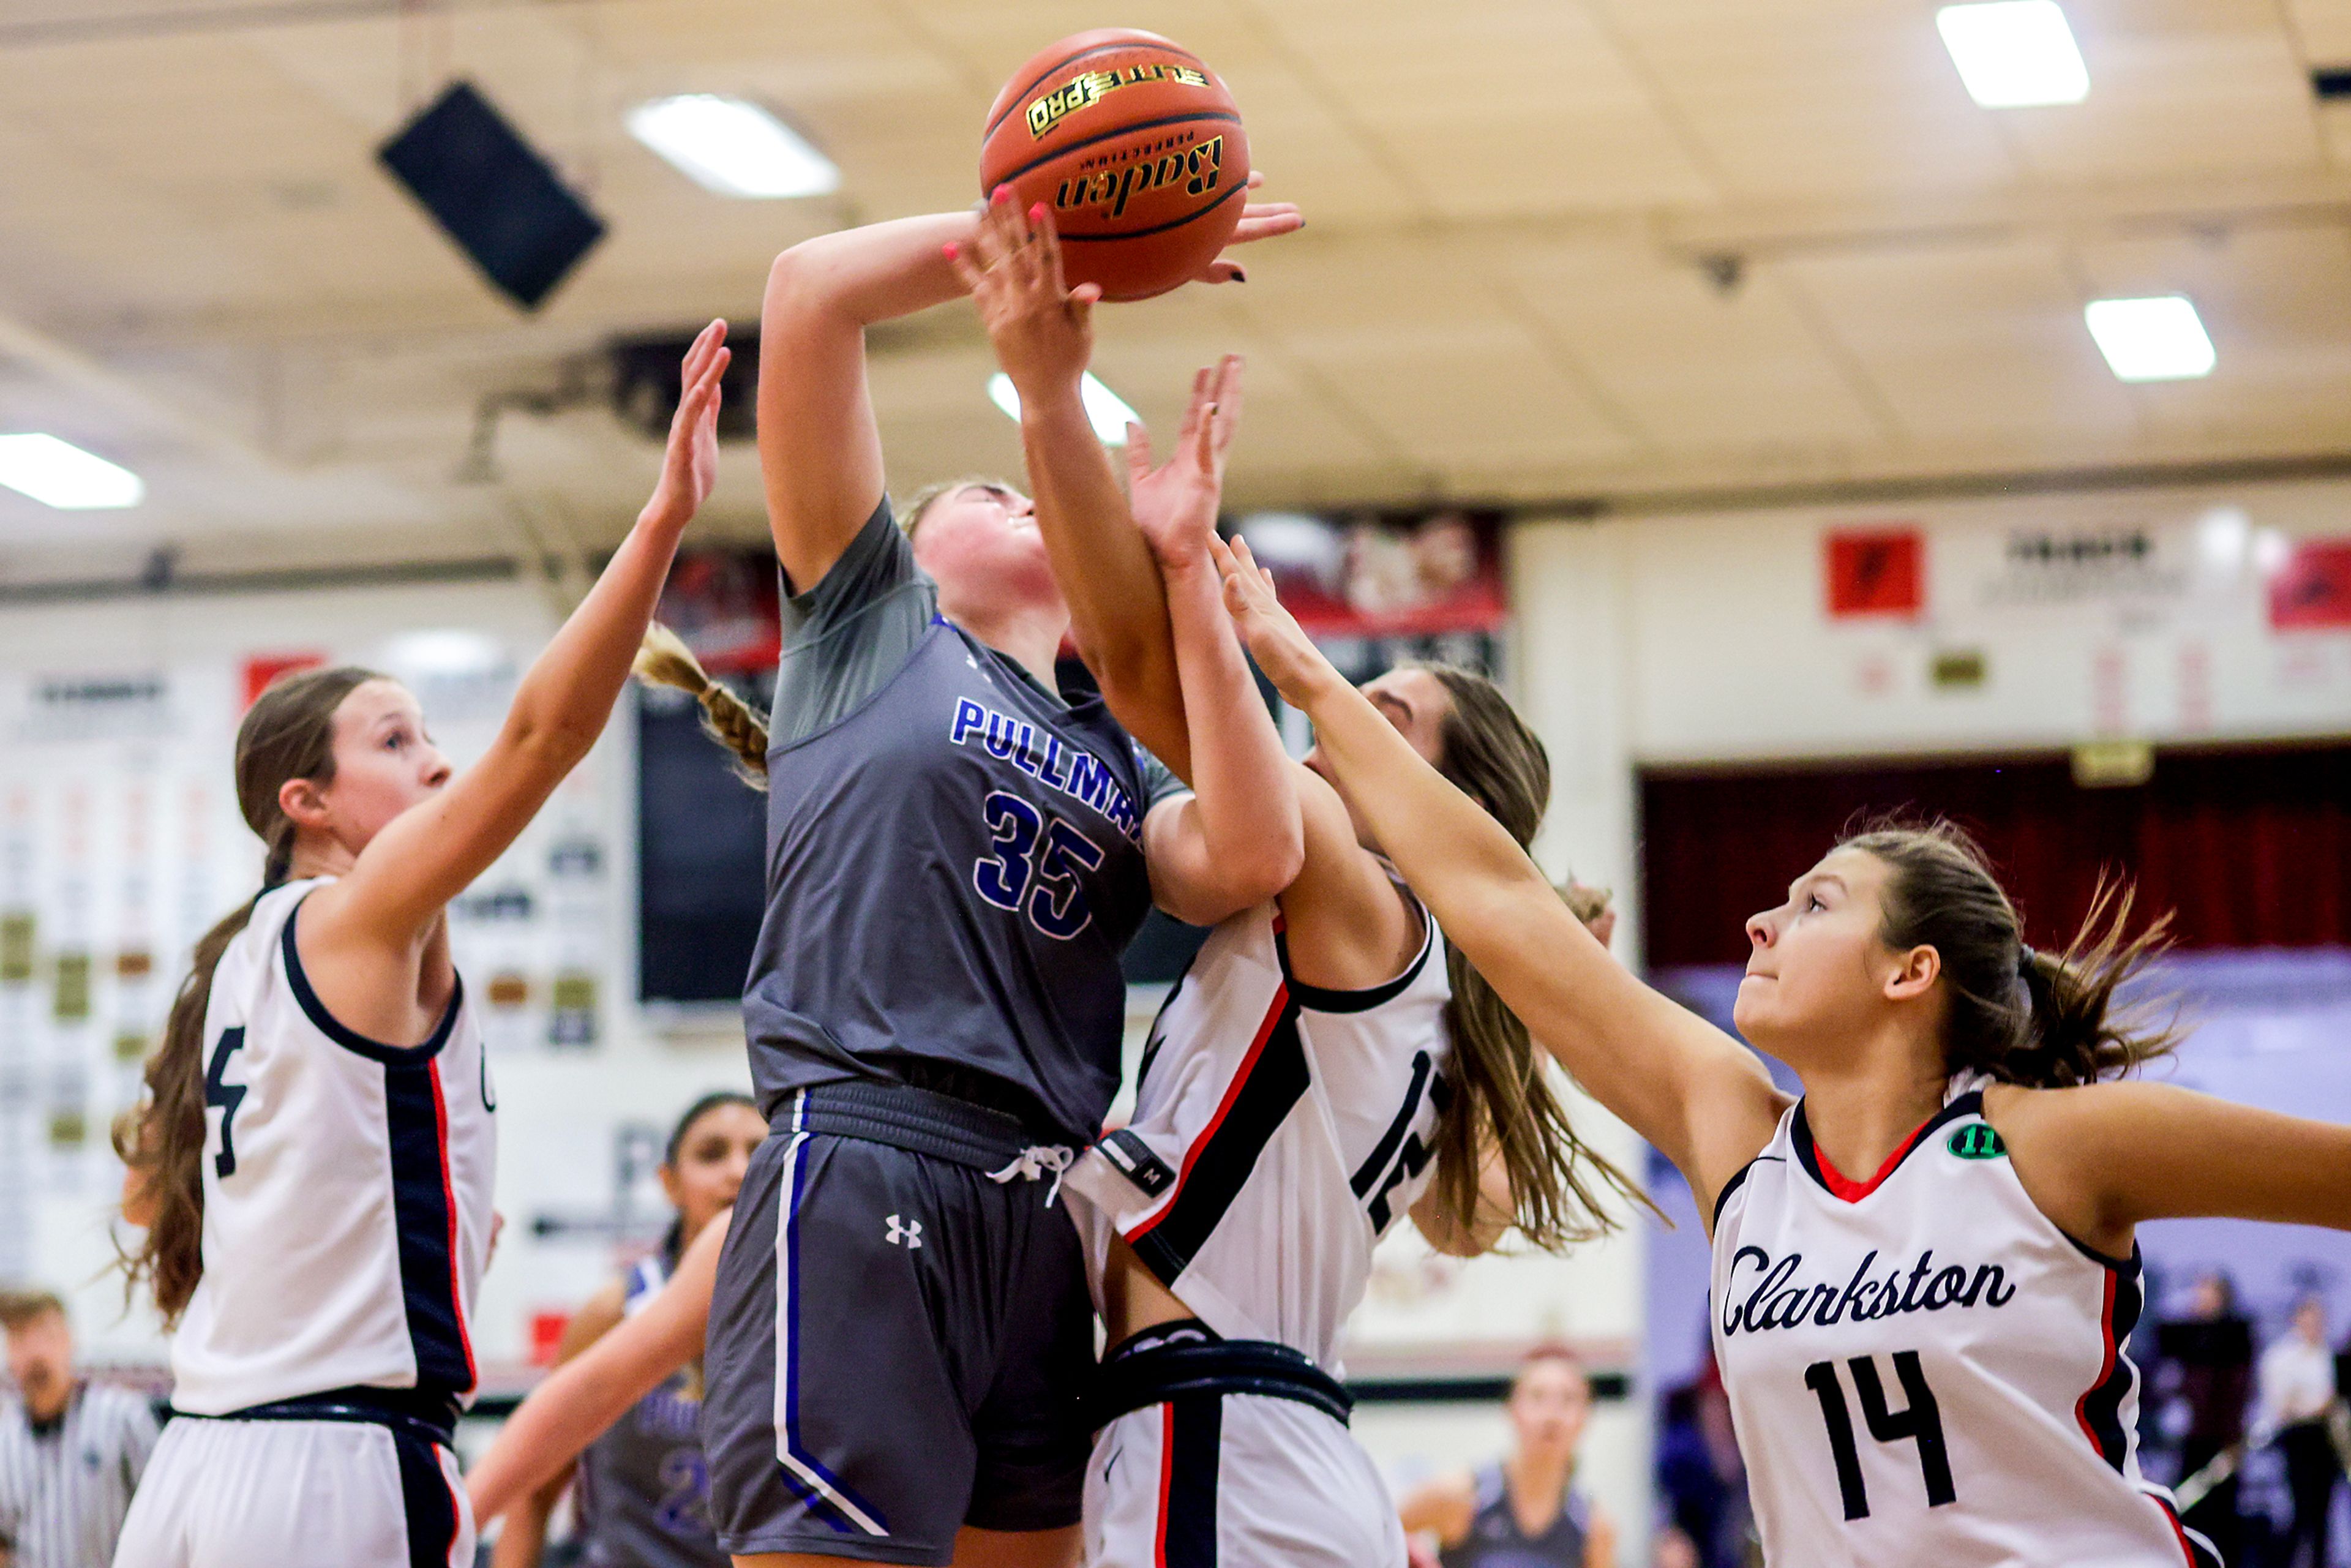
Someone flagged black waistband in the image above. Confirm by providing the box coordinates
[174,1386,460,1448]
[774,1080,1059,1172]
[1089,1328,1352,1430]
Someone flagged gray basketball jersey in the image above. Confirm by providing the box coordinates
[575,1256,729,1568]
[1438,1464,1591,1568]
[741,501,1171,1143]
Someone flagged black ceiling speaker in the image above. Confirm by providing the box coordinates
[378,81,607,310]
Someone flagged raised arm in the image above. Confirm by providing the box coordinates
[1211,537,1788,1214]
[471,1212,727,1526]
[308,325,729,955]
[1993,1080,2351,1259]
[951,194,1188,774]
[488,1280,626,1568]
[1124,361,1302,923]
[949,189,1302,779]
[760,214,978,589]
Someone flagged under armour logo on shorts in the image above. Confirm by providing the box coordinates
[886,1214,923,1248]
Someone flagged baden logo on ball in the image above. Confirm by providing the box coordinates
[981,29,1251,302]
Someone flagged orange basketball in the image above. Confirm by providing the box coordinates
[981,29,1250,303]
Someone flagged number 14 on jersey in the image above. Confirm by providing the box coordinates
[1804,1350,1957,1521]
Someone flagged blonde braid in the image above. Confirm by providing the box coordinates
[634,624,771,789]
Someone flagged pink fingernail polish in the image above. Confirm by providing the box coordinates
[1029,202,1048,223]
[992,185,1012,205]
[942,241,959,261]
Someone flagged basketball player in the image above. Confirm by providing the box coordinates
[489,1092,766,1568]
[944,193,1644,1568]
[107,323,732,1568]
[692,184,1303,1568]
[1398,1346,1618,1568]
[1212,536,2351,1568]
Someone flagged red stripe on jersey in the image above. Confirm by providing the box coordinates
[2075,1266,2120,1458]
[1810,1109,1942,1202]
[1152,1402,1177,1568]
[1124,983,1289,1242]
[2153,1494,2208,1567]
[427,1061,478,1387]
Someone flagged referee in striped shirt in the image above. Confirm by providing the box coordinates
[0,1290,157,1568]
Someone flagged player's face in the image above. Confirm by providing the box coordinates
[1733,847,1901,1056]
[912,484,1060,613]
[3,1308,73,1418]
[317,680,452,849]
[660,1101,768,1236]
[1507,1358,1592,1460]
[1310,667,1449,852]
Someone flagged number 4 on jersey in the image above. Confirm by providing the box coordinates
[204,1026,248,1177]
[1804,1351,1956,1521]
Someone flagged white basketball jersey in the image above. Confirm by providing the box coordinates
[1710,1075,2218,1568]
[171,879,497,1415]
[1065,890,1450,1371]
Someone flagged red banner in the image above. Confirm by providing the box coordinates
[241,651,327,710]
[1825,528,1924,619]
[2269,539,2351,629]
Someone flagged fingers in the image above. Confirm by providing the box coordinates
[1231,205,1305,244]
[1175,365,1212,458]
[944,238,986,295]
[1229,535,1277,594]
[1124,422,1153,487]
[1209,354,1245,457]
[678,317,727,385]
[1033,201,1068,298]
[1191,398,1218,471]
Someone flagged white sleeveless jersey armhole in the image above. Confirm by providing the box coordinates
[1708,1073,2219,1568]
[1063,888,1451,1371]
[170,879,497,1414]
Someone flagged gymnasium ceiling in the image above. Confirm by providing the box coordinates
[4,0,2351,580]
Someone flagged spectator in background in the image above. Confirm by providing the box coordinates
[1653,1367,1749,1568]
[1398,1345,1618,1568]
[0,1289,159,1568]
[2155,1271,2254,1562]
[2257,1295,2341,1568]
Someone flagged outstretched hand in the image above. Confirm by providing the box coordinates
[643,318,729,531]
[1128,355,1243,568]
[1199,170,1303,285]
[1209,533,1340,704]
[947,190,1098,401]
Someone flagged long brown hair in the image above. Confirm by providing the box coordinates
[114,664,384,1325]
[1414,664,1653,1250]
[1840,819,2181,1087]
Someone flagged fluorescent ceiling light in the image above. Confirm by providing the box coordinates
[2084,296,2215,381]
[988,373,1138,447]
[1936,1,2089,107]
[626,95,838,198]
[0,433,143,509]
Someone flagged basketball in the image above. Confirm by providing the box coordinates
[980,29,1250,302]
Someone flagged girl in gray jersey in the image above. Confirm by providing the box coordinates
[487,1093,763,1568]
[683,184,1302,1568]
[1401,1348,1618,1568]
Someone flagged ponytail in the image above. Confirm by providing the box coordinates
[1433,923,1656,1250]
[113,662,382,1324]
[1842,820,2181,1089]
[635,624,770,789]
[2012,879,2179,1085]
[114,901,257,1325]
[1409,663,1654,1250]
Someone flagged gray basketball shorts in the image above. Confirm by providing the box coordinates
[703,1082,1095,1565]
